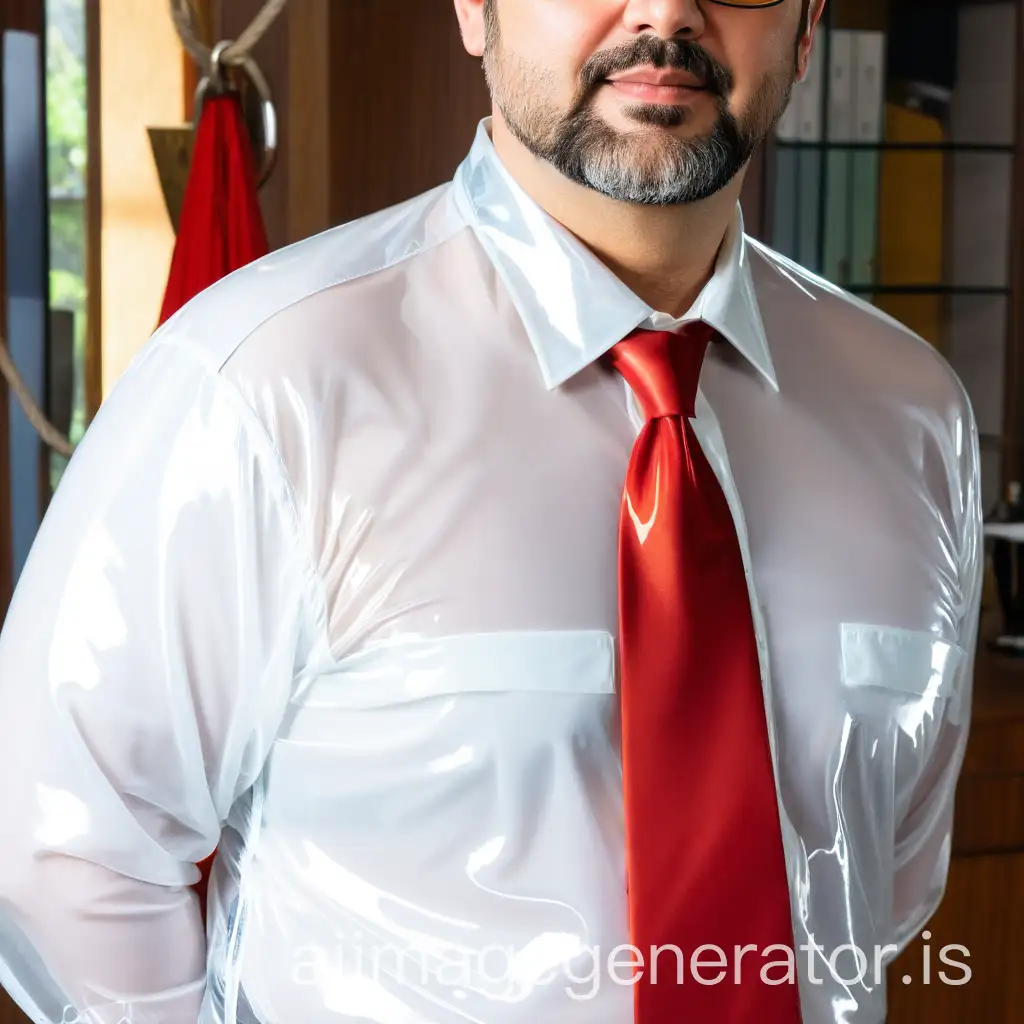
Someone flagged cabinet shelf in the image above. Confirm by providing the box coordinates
[774,140,1014,153]
[846,284,1011,296]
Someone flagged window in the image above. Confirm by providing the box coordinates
[45,0,88,488]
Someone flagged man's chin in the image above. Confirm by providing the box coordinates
[596,124,719,168]
[592,99,723,142]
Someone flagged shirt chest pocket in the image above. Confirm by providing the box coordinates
[838,623,967,798]
[839,623,966,723]
[271,631,622,833]
[306,630,617,707]
[282,629,620,760]
[825,623,968,872]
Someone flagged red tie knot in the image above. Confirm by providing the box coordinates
[606,323,715,420]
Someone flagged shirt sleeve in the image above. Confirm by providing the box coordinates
[889,390,984,953]
[0,336,321,1023]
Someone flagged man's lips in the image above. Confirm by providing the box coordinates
[608,69,706,88]
[604,69,709,103]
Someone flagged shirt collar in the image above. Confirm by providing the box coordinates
[451,117,778,393]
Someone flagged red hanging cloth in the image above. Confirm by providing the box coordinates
[158,93,269,916]
[158,93,269,325]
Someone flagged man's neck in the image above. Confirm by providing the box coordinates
[490,115,744,318]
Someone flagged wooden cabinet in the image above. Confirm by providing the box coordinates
[887,626,1024,1022]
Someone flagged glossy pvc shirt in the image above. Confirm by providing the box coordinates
[0,119,982,1024]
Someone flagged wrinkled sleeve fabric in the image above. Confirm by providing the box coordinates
[889,388,984,953]
[0,335,321,1023]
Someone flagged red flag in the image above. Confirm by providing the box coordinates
[158,93,269,325]
[159,94,269,914]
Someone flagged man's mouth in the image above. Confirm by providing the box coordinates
[604,68,709,104]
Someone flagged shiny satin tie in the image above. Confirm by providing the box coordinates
[608,326,801,1023]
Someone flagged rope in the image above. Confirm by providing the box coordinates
[171,0,289,76]
[0,334,75,458]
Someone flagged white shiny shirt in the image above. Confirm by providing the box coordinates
[0,119,982,1024]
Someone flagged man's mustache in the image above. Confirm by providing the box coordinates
[579,36,734,100]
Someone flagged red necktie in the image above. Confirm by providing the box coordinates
[608,326,801,1023]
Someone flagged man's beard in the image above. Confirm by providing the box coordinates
[483,29,796,206]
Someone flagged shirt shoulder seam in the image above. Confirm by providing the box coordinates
[162,337,332,650]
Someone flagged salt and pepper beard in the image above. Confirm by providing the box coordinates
[482,0,803,206]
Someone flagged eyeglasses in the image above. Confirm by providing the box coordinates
[706,0,788,7]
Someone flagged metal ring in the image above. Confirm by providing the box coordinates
[193,41,278,189]
[208,40,232,92]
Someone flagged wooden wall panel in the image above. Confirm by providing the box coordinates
[327,0,490,226]
[0,0,38,32]
[287,0,330,243]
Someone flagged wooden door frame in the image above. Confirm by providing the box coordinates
[84,0,102,422]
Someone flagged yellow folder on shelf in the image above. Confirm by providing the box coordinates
[876,103,946,351]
